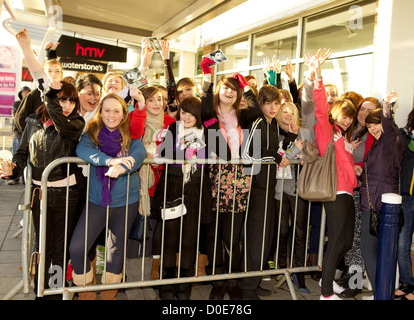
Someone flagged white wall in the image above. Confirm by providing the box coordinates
[372,0,414,127]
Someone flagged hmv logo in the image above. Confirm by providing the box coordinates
[76,43,105,58]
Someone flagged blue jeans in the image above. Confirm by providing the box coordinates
[398,196,414,285]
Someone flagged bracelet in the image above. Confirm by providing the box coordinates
[317,76,323,80]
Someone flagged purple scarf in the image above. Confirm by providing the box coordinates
[96,126,122,206]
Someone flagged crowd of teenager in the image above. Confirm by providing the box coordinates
[0,28,413,301]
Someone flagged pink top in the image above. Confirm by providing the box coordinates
[313,78,357,195]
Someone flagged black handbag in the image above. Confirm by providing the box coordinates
[129,214,152,241]
[365,162,381,237]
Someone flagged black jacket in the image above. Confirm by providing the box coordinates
[241,116,295,191]
[12,87,85,182]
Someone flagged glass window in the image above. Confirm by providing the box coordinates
[251,21,298,67]
[298,54,374,98]
[302,0,377,55]
[217,37,249,72]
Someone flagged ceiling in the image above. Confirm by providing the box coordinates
[2,0,247,48]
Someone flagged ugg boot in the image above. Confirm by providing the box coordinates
[125,258,144,300]
[142,257,157,300]
[72,268,97,300]
[152,257,160,280]
[197,253,208,276]
[100,272,122,300]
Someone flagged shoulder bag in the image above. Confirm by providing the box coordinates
[297,130,337,202]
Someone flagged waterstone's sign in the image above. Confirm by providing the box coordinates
[59,58,108,74]
[57,35,127,62]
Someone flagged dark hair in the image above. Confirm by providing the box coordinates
[213,77,243,125]
[352,97,381,139]
[75,73,103,92]
[365,108,382,125]
[258,85,281,106]
[179,96,202,129]
[175,78,196,104]
[36,81,80,123]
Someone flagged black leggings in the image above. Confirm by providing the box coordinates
[321,194,355,296]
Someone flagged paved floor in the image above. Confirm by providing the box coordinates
[0,119,399,302]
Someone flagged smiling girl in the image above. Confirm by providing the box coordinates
[151,96,214,300]
[308,55,358,300]
[356,90,404,296]
[70,94,146,300]
[1,81,85,299]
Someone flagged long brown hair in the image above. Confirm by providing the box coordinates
[213,77,242,125]
[86,94,131,155]
[329,99,356,142]
[36,81,80,123]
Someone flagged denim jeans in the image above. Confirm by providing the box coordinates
[398,195,414,285]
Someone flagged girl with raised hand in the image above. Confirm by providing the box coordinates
[126,86,175,300]
[200,57,261,300]
[69,94,146,300]
[355,90,404,298]
[1,81,85,299]
[160,40,197,119]
[14,28,64,133]
[308,55,358,300]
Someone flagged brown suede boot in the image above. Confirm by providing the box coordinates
[197,253,208,276]
[100,272,122,300]
[72,268,97,300]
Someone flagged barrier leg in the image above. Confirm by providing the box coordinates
[374,193,402,300]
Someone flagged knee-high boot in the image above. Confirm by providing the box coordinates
[125,258,144,300]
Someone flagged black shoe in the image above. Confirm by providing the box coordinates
[339,287,362,298]
[255,286,272,296]
[209,286,226,300]
[159,287,176,300]
[226,286,243,300]
[394,283,414,298]
[176,292,190,300]
[241,289,261,300]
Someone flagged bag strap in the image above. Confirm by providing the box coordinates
[365,162,373,210]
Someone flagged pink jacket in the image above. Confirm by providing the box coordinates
[313,78,357,195]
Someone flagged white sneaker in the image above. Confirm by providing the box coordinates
[320,294,342,300]
[318,279,345,294]
[361,295,374,300]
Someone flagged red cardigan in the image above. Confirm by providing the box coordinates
[130,106,176,196]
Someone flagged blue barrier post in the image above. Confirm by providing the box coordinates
[374,193,402,300]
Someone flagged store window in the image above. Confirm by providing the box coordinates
[302,0,377,55]
[217,37,249,72]
[251,21,298,66]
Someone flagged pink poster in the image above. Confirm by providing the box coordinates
[0,95,15,116]
[0,72,17,92]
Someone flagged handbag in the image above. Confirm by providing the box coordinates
[297,131,337,202]
[365,162,381,237]
[160,197,187,220]
[129,214,152,241]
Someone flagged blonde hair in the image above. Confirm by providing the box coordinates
[102,72,127,94]
[277,102,301,127]
[86,94,131,155]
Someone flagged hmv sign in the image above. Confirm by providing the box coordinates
[57,35,127,62]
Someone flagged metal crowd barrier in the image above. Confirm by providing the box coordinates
[9,157,327,300]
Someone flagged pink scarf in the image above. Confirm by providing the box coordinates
[217,108,243,158]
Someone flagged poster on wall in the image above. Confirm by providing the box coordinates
[0,46,20,117]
